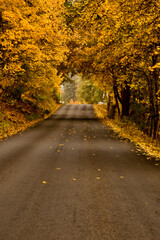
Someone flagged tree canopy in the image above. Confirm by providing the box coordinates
[64,0,160,139]
[0,0,159,139]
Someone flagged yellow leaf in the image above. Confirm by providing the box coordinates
[120,176,125,179]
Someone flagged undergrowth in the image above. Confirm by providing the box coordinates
[0,101,60,140]
[94,104,160,160]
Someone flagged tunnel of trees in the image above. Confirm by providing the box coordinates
[0,0,159,140]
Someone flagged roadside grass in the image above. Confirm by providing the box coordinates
[0,102,60,140]
[94,104,160,160]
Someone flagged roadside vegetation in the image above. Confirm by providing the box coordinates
[94,104,160,160]
[0,0,67,138]
[64,0,159,142]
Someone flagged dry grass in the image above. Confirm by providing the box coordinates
[0,103,61,140]
[94,104,160,160]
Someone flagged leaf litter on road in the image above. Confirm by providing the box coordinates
[42,181,47,184]
[120,176,125,179]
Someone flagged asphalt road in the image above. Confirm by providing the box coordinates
[0,104,160,240]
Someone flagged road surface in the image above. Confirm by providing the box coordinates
[0,104,160,240]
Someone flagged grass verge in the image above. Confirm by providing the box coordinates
[0,103,61,140]
[94,104,160,160]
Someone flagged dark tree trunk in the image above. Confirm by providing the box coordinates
[152,54,159,139]
[113,85,120,116]
[112,77,122,116]
[147,54,159,140]
[121,81,130,117]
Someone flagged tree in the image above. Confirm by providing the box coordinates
[0,0,68,113]
[64,0,160,139]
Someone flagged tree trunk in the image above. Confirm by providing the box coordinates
[121,81,130,117]
[152,54,159,139]
[113,85,120,116]
[112,77,122,116]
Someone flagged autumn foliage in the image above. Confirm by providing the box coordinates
[0,0,160,140]
[64,0,160,140]
[0,0,68,113]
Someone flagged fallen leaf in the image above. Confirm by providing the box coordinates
[42,181,47,184]
[120,176,125,179]
[72,178,77,181]
[97,169,101,171]
[96,177,100,180]
[155,164,159,166]
[56,168,61,170]
[57,150,61,153]
[59,144,64,146]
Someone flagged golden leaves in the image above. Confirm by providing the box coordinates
[59,144,64,146]
[120,176,125,179]
[72,178,77,181]
[1,0,68,118]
